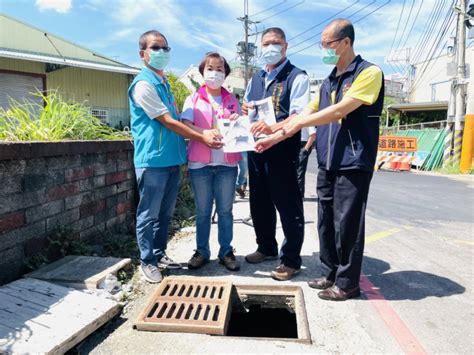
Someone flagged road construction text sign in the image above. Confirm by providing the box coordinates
[378,136,417,152]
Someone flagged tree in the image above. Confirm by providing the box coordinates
[382,97,401,128]
[166,72,190,112]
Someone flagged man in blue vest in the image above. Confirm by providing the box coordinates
[256,19,384,301]
[128,30,223,283]
[242,27,310,281]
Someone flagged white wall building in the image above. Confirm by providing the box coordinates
[408,45,473,103]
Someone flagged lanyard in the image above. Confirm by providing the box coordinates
[207,95,224,129]
[271,82,283,117]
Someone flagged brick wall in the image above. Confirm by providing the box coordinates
[0,140,135,285]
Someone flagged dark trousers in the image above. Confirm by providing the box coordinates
[248,145,304,269]
[317,168,373,290]
[297,142,314,198]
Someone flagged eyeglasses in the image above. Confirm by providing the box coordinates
[148,45,171,52]
[318,38,344,49]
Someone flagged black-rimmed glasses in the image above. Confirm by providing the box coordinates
[318,38,344,49]
[148,45,171,52]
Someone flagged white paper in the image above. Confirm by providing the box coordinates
[218,116,255,153]
[247,97,277,126]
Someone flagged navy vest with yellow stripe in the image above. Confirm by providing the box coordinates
[316,55,384,172]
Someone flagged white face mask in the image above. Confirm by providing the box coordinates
[204,70,225,90]
[261,44,283,65]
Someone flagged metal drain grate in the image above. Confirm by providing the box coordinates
[135,277,233,335]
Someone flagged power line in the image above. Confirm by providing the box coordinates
[250,0,287,17]
[411,0,447,64]
[410,5,455,92]
[399,0,425,50]
[395,0,416,50]
[387,0,406,61]
[289,0,391,56]
[290,0,377,50]
[255,0,305,22]
[287,0,361,41]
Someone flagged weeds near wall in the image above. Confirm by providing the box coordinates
[0,91,130,141]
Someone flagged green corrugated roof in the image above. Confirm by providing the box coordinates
[0,13,131,68]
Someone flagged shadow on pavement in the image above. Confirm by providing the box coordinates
[169,253,465,301]
[363,256,465,301]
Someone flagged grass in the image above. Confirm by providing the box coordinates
[435,162,474,175]
[0,91,130,141]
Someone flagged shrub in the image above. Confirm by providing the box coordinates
[0,91,129,141]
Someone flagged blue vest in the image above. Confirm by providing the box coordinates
[128,67,187,168]
[248,60,305,151]
[316,55,384,172]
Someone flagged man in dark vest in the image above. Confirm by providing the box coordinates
[256,19,384,301]
[242,27,310,281]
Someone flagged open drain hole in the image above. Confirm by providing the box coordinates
[227,304,297,338]
[226,285,310,341]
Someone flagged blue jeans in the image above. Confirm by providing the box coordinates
[236,152,248,187]
[135,166,181,265]
[189,165,238,259]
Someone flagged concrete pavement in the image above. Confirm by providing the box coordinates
[80,166,474,354]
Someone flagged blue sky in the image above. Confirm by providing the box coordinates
[0,0,458,79]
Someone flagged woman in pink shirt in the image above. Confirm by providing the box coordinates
[181,52,241,272]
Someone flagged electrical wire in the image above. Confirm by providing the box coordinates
[399,0,425,50]
[290,0,377,50]
[250,0,287,18]
[289,0,391,56]
[410,6,455,92]
[255,0,305,22]
[287,0,361,41]
[395,0,416,50]
[387,0,406,62]
[411,0,447,64]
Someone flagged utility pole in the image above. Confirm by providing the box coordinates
[237,0,257,89]
[452,0,469,164]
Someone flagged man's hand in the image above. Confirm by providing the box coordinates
[203,129,223,149]
[251,120,272,137]
[282,116,303,138]
[255,134,280,153]
[241,102,249,115]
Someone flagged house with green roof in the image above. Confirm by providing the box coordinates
[0,13,140,129]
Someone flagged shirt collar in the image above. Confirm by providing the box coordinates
[329,55,361,80]
[259,58,289,78]
[143,65,166,83]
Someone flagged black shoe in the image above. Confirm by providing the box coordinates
[187,251,209,270]
[219,250,240,271]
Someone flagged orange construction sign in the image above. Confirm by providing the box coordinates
[378,136,417,152]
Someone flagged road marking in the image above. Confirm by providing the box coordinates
[366,227,414,244]
[360,275,427,354]
[366,228,402,243]
[363,227,427,354]
[450,239,474,246]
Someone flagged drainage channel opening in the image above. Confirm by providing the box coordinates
[226,289,301,339]
[227,303,297,338]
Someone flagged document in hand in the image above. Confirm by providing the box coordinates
[218,116,256,153]
[247,97,277,126]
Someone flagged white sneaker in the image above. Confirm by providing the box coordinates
[158,255,182,270]
[140,263,163,283]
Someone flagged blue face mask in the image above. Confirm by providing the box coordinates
[261,44,283,65]
[148,49,170,70]
[321,47,340,65]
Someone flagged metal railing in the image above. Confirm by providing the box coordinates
[383,120,447,135]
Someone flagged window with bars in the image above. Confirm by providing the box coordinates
[90,109,108,123]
